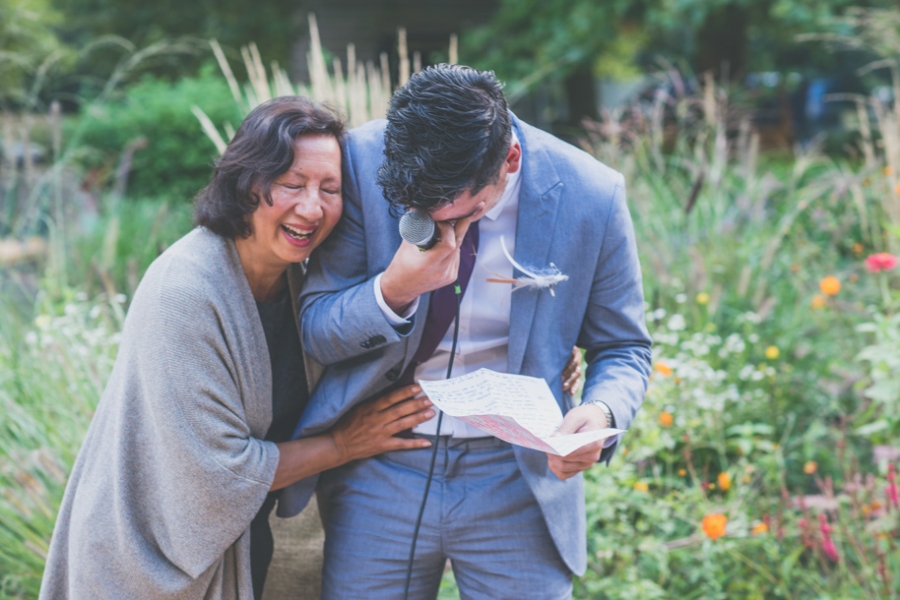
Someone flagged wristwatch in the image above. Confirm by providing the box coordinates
[595,402,615,429]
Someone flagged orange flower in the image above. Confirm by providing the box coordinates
[633,481,649,492]
[654,362,673,377]
[702,513,728,541]
[718,472,732,491]
[658,411,673,427]
[810,294,826,310]
[819,276,841,296]
[885,166,894,176]
[803,461,817,474]
[678,468,687,476]
[896,182,900,196]
[750,522,769,535]
[853,242,864,255]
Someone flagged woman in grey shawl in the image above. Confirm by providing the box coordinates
[39,97,436,599]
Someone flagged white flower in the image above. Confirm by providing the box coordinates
[667,314,686,331]
[675,293,687,304]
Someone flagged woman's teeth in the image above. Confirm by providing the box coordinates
[282,224,313,241]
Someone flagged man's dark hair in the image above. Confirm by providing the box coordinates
[377,64,512,212]
[195,96,345,239]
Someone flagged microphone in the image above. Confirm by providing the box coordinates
[399,208,439,250]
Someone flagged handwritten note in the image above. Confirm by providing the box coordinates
[417,369,622,456]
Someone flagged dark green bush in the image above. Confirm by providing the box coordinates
[69,64,242,201]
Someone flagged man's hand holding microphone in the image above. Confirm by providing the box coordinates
[380,214,474,314]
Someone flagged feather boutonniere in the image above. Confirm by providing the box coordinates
[485,236,568,296]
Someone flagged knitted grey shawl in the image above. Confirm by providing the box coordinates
[40,227,281,599]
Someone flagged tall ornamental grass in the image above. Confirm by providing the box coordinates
[1,8,899,599]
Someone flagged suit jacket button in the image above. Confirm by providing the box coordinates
[385,368,400,381]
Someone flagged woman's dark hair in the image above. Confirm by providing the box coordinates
[377,64,512,212]
[195,96,345,238]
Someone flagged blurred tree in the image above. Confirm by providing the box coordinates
[50,0,306,77]
[462,0,896,126]
[0,0,68,107]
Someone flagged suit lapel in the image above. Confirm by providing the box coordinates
[508,119,563,375]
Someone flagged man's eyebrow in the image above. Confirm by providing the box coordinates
[437,208,478,223]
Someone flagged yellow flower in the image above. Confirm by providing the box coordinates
[633,481,649,492]
[695,292,710,305]
[658,411,673,427]
[654,362,673,377]
[764,346,780,360]
[678,469,687,476]
[819,276,841,296]
[718,472,732,491]
[803,461,817,474]
[750,522,769,535]
[810,294,826,310]
[701,513,728,541]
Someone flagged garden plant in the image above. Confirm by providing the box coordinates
[1,9,900,600]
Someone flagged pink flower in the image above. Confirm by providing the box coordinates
[822,537,840,561]
[818,514,839,561]
[888,464,899,509]
[865,253,899,272]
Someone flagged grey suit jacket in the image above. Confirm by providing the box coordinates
[279,116,652,575]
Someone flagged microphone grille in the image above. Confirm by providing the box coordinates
[399,209,435,245]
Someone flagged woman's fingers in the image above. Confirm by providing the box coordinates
[383,408,436,435]
[380,396,432,422]
[371,385,421,411]
[562,347,582,394]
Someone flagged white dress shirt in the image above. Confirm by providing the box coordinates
[374,145,521,437]
[374,140,618,441]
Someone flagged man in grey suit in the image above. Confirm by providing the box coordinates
[283,64,651,599]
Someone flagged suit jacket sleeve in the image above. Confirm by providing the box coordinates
[577,174,652,459]
[298,126,414,366]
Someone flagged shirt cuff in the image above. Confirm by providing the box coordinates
[374,273,419,326]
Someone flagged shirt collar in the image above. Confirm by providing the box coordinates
[484,132,522,222]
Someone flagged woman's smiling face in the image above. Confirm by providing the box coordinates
[245,133,343,270]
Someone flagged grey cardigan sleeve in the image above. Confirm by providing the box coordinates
[134,277,280,579]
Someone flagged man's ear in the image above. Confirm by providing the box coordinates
[506,141,522,174]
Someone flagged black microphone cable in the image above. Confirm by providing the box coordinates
[402,281,462,600]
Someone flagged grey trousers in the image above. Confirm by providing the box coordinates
[317,436,573,600]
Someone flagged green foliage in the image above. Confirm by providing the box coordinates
[0,0,66,107]
[462,0,897,88]
[0,289,124,598]
[49,0,304,77]
[570,68,900,598]
[69,66,242,201]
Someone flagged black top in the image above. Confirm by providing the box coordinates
[256,290,309,443]
[250,287,308,600]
